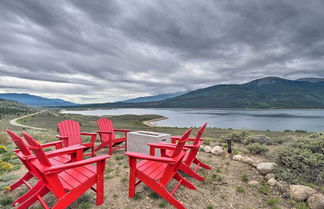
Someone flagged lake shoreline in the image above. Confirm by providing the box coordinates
[143,117,168,127]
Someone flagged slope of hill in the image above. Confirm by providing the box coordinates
[0,99,37,118]
[121,91,185,103]
[156,77,324,108]
[0,93,77,107]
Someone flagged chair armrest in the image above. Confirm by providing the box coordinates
[148,142,177,150]
[81,132,97,143]
[97,131,113,134]
[81,132,96,136]
[56,135,68,139]
[44,145,86,158]
[114,129,130,133]
[44,155,110,174]
[40,141,63,149]
[125,152,175,164]
[171,136,197,143]
[26,145,86,161]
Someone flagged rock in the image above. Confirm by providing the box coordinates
[211,146,224,155]
[203,146,212,153]
[248,181,259,186]
[290,185,317,201]
[267,178,277,186]
[241,156,254,165]
[256,162,276,175]
[252,163,258,168]
[232,155,242,161]
[307,193,324,209]
[264,173,275,180]
[277,181,289,193]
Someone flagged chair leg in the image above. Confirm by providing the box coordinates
[8,172,33,191]
[96,161,105,205]
[12,180,44,207]
[128,162,136,198]
[109,142,113,155]
[143,177,186,209]
[174,173,196,190]
[17,185,49,209]
[194,158,212,169]
[179,164,205,181]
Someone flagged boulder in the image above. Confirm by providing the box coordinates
[307,193,324,209]
[264,173,275,180]
[267,178,277,186]
[256,162,276,175]
[290,185,317,201]
[248,181,259,186]
[232,155,242,161]
[241,156,254,165]
[211,146,224,155]
[203,146,212,153]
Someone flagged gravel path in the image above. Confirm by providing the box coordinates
[9,110,48,130]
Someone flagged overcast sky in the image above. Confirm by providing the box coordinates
[1,0,324,103]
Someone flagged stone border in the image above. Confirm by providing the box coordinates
[200,145,324,209]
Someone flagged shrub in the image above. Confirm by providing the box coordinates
[295,129,307,133]
[0,160,13,171]
[247,143,268,155]
[274,137,324,185]
[0,145,8,154]
[243,135,273,145]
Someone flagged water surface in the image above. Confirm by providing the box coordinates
[63,108,324,132]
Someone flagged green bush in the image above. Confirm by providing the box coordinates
[274,137,324,185]
[243,134,276,145]
[247,143,268,155]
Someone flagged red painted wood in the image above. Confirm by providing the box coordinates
[96,118,130,154]
[57,120,96,157]
[22,132,110,208]
[5,129,71,207]
[124,128,195,209]
[150,123,212,181]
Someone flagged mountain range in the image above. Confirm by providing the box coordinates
[0,93,76,107]
[72,77,324,109]
[2,77,324,109]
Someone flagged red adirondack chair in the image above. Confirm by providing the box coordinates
[96,118,130,155]
[125,128,196,209]
[57,120,97,157]
[150,123,212,181]
[20,132,110,209]
[6,129,85,208]
[5,129,67,192]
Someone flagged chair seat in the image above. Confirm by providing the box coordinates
[35,156,96,191]
[137,160,168,180]
[58,165,96,190]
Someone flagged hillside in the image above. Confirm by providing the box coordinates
[120,91,185,103]
[0,99,37,118]
[0,93,77,107]
[156,77,324,108]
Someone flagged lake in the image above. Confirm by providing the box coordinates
[62,108,324,132]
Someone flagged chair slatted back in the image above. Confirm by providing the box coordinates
[22,132,66,196]
[57,120,82,146]
[160,128,192,185]
[185,123,207,165]
[22,133,52,166]
[6,129,31,156]
[97,118,116,141]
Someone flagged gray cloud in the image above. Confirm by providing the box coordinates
[0,0,324,103]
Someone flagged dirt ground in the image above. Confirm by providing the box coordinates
[3,146,294,209]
